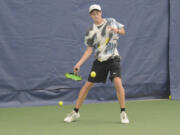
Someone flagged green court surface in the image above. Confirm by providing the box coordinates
[0,100,179,135]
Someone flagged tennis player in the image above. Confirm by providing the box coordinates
[64,4,129,124]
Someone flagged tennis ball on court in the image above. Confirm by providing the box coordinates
[90,71,96,78]
[58,101,63,106]
[169,96,171,100]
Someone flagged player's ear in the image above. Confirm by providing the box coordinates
[89,12,93,17]
[90,14,93,19]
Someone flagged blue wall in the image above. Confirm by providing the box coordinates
[0,0,179,107]
[169,0,180,100]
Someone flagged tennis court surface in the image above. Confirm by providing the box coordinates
[0,100,179,135]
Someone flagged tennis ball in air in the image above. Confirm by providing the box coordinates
[90,71,96,78]
[169,96,171,100]
[58,101,63,106]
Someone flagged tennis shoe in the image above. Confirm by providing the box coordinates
[64,110,80,123]
[120,111,129,124]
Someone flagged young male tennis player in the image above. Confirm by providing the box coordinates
[64,4,129,124]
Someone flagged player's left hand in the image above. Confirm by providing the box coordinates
[108,26,119,33]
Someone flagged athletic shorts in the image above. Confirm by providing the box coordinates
[88,56,121,83]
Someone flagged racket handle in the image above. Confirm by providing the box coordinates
[74,68,79,75]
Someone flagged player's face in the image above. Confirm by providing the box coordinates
[90,10,102,23]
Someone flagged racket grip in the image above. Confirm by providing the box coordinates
[74,68,79,75]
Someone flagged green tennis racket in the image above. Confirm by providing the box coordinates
[65,72,82,81]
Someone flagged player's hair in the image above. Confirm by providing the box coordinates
[89,9,101,14]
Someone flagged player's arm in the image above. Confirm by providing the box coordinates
[108,18,125,35]
[74,46,93,73]
[108,27,126,35]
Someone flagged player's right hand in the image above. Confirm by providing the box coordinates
[74,64,80,73]
[108,26,119,33]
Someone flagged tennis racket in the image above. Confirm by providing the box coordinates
[65,68,82,81]
[65,72,82,81]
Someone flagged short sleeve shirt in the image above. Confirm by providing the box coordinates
[84,18,124,62]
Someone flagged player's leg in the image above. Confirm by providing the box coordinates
[109,57,125,108]
[75,81,94,109]
[64,81,93,123]
[113,77,125,108]
[113,77,129,123]
[109,57,129,123]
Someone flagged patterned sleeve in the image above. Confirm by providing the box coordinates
[84,26,96,48]
[116,21,125,29]
[108,18,125,29]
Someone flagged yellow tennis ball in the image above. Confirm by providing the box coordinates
[58,101,63,106]
[90,71,96,78]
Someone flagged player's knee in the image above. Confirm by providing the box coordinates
[113,76,121,82]
[86,81,94,88]
[114,77,123,86]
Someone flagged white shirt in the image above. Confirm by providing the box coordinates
[84,18,124,62]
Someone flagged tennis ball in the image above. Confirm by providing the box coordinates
[169,96,171,100]
[58,101,63,106]
[90,71,96,78]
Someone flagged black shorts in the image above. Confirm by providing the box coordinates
[88,57,121,83]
